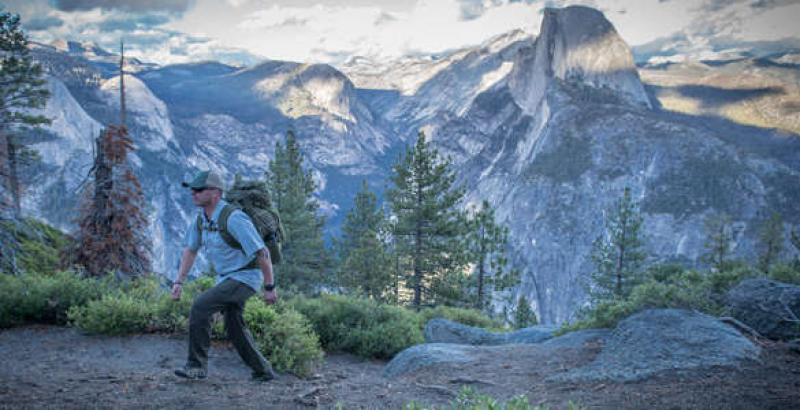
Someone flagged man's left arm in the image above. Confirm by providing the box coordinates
[255,247,277,304]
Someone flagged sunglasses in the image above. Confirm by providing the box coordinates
[191,187,209,193]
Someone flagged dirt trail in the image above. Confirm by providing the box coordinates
[1,326,799,409]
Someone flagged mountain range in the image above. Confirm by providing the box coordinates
[15,5,800,324]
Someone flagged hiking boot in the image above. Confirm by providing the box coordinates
[251,369,278,382]
[174,366,207,380]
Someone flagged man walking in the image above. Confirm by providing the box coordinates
[171,170,278,381]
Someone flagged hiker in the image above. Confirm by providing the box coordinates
[170,170,278,381]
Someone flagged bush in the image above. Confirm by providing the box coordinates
[0,218,71,276]
[289,293,424,359]
[68,293,156,336]
[0,270,106,327]
[418,305,503,331]
[244,300,323,377]
[767,263,800,285]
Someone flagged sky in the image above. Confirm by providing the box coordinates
[2,0,800,67]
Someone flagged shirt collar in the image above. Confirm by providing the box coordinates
[203,199,228,223]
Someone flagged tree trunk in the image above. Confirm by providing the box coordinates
[477,226,485,310]
[7,135,22,219]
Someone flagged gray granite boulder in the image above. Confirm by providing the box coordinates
[548,309,762,383]
[423,318,557,345]
[541,329,613,348]
[727,278,800,340]
[383,343,482,378]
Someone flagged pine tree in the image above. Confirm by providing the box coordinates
[335,179,384,263]
[335,180,394,299]
[513,294,538,329]
[70,125,151,277]
[589,187,647,302]
[339,230,395,301]
[703,211,733,271]
[0,11,51,220]
[466,200,520,311]
[265,130,332,293]
[386,131,470,308]
[758,211,784,274]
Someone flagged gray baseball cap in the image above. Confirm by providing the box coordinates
[182,170,225,191]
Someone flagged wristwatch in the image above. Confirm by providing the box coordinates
[263,284,275,292]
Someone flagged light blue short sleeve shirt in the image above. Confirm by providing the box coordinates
[183,199,266,291]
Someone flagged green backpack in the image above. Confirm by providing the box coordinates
[196,176,285,267]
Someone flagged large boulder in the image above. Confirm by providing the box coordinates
[383,343,481,378]
[549,309,761,383]
[423,318,557,345]
[726,278,800,340]
[541,328,613,348]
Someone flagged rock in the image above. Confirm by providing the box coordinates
[383,343,481,378]
[541,329,612,348]
[549,309,761,383]
[423,318,556,345]
[505,325,559,344]
[423,318,506,345]
[726,278,800,341]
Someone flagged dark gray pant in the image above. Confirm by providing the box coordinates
[187,278,270,374]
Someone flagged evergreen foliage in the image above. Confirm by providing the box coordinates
[265,130,332,294]
[335,180,395,300]
[465,200,520,311]
[589,187,647,303]
[513,294,538,329]
[758,211,785,274]
[702,211,733,271]
[0,217,71,275]
[69,125,151,277]
[0,11,51,219]
[386,131,470,308]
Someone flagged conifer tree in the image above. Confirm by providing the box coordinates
[758,211,784,274]
[71,125,151,277]
[703,211,733,271]
[466,200,520,311]
[335,180,394,299]
[513,294,538,329]
[0,11,51,219]
[265,130,332,293]
[589,187,647,302]
[335,179,384,263]
[386,131,470,308]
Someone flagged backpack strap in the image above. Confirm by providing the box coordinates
[217,204,242,251]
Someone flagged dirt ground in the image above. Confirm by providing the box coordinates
[1,325,799,409]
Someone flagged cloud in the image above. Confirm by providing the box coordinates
[96,13,171,32]
[24,15,64,31]
[52,0,192,13]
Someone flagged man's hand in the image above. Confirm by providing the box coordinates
[171,283,183,301]
[262,289,277,305]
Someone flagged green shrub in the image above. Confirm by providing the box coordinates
[767,263,800,285]
[555,298,635,336]
[289,293,424,359]
[704,260,760,297]
[0,270,106,327]
[401,386,586,410]
[245,300,323,377]
[210,296,323,376]
[418,305,503,331]
[68,293,156,336]
[0,218,71,276]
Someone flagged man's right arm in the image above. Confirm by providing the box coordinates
[171,248,198,300]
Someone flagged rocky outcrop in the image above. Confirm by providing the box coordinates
[423,318,556,345]
[509,5,651,115]
[549,309,761,383]
[727,279,800,340]
[384,343,481,378]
